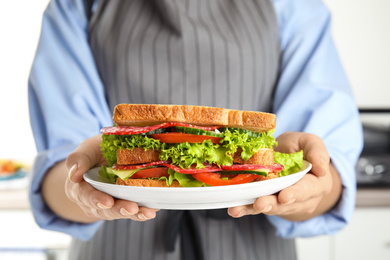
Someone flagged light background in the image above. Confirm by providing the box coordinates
[0,0,389,163]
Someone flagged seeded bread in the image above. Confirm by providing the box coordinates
[113,104,276,133]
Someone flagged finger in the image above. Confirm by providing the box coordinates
[66,134,104,183]
[277,173,322,205]
[103,200,140,220]
[228,195,277,217]
[136,207,159,221]
[68,180,115,209]
[300,135,329,177]
[274,132,301,153]
[113,202,158,221]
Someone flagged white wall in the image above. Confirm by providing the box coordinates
[0,1,50,163]
[324,0,390,109]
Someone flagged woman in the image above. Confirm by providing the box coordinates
[28,0,363,259]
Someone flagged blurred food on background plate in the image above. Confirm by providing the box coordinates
[0,159,30,189]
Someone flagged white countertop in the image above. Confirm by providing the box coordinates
[0,188,30,210]
[355,188,390,207]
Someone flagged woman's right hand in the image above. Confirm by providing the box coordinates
[64,134,159,222]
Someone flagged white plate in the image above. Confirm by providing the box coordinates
[84,161,312,210]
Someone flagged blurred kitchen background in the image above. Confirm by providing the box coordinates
[0,0,389,259]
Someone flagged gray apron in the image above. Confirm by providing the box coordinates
[69,0,296,259]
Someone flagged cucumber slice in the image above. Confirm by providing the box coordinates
[106,166,157,180]
[172,126,224,137]
[216,170,269,176]
[143,128,170,135]
[218,127,263,138]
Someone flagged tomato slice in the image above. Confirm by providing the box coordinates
[130,167,169,179]
[192,172,259,186]
[149,133,222,144]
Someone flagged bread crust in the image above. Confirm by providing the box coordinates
[113,104,276,133]
[116,178,181,187]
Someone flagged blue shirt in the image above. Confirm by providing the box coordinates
[28,0,363,241]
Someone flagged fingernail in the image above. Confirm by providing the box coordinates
[137,213,147,220]
[261,205,272,213]
[97,202,111,209]
[237,209,247,217]
[283,198,296,205]
[69,164,78,182]
[120,208,133,216]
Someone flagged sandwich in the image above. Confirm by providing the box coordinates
[99,104,303,187]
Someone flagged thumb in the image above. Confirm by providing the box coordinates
[299,134,330,178]
[65,134,103,183]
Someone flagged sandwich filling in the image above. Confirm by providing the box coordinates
[99,122,303,187]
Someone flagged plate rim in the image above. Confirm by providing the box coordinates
[83,160,312,191]
[83,160,312,209]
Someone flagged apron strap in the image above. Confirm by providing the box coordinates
[83,0,94,21]
[163,211,205,260]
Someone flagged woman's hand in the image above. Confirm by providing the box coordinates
[42,134,159,223]
[227,132,342,221]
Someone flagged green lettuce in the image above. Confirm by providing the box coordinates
[100,134,161,166]
[222,129,278,160]
[168,169,204,187]
[159,140,234,169]
[100,129,277,168]
[99,166,206,187]
[274,150,304,177]
[99,166,117,183]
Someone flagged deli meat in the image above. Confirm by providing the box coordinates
[101,122,221,135]
[113,161,284,174]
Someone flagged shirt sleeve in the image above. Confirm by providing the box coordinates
[268,0,363,238]
[28,0,112,240]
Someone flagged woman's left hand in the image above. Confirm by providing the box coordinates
[228,132,342,221]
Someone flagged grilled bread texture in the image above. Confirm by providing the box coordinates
[113,104,276,133]
[116,148,161,165]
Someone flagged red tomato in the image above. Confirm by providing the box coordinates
[130,167,169,179]
[148,133,222,144]
[192,172,259,186]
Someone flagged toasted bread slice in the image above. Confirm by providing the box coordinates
[116,148,161,165]
[113,104,276,133]
[115,173,277,187]
[116,178,181,187]
[116,148,274,166]
[232,148,274,166]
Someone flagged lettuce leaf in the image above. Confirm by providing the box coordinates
[168,169,204,187]
[99,166,117,183]
[101,134,162,166]
[100,129,278,168]
[99,166,205,187]
[159,140,234,169]
[274,150,304,177]
[222,129,278,160]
